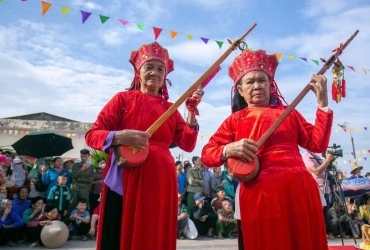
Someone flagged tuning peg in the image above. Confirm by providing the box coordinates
[227,39,233,45]
[320,58,326,63]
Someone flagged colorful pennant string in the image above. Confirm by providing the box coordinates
[11,0,370,71]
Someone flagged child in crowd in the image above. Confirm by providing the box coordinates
[27,204,61,247]
[47,173,70,221]
[0,199,24,246]
[67,198,91,241]
[352,210,365,239]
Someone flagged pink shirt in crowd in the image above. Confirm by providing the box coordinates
[302,152,331,194]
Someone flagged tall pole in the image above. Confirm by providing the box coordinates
[350,130,356,160]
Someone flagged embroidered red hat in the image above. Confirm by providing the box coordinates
[228,49,279,84]
[129,41,174,74]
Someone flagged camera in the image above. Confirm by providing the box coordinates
[322,143,343,158]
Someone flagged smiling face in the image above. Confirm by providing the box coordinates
[238,71,270,108]
[139,60,166,96]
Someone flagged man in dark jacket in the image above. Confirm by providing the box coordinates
[190,192,217,238]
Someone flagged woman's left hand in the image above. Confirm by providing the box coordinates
[191,88,204,105]
[309,74,328,108]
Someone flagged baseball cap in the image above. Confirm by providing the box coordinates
[194,192,205,201]
[215,185,224,192]
[12,159,23,164]
[0,155,9,164]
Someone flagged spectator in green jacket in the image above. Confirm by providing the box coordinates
[186,156,205,213]
[69,149,95,213]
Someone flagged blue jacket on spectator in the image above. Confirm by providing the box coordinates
[11,198,31,218]
[0,211,24,228]
[42,168,71,197]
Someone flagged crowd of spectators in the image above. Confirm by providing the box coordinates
[0,150,102,247]
[176,156,238,240]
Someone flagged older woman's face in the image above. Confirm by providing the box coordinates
[139,60,166,95]
[238,71,270,107]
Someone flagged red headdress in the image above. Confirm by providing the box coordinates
[128,41,174,100]
[228,49,286,108]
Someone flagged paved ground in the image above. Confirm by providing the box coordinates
[9,236,363,249]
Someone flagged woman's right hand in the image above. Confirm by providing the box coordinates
[225,139,258,162]
[112,129,151,149]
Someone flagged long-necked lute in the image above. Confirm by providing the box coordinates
[227,30,359,183]
[114,23,258,167]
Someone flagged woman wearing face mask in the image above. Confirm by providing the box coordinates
[89,159,105,213]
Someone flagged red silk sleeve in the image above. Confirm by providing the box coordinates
[173,111,198,152]
[201,114,236,167]
[294,108,333,153]
[85,92,126,151]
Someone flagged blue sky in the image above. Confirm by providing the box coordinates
[0,0,369,174]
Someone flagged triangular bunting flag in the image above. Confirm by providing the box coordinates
[20,131,24,135]
[78,134,82,139]
[354,159,357,163]
[357,127,361,131]
[118,19,128,25]
[201,37,209,44]
[311,59,319,66]
[41,1,52,16]
[347,66,356,72]
[9,130,13,135]
[200,135,204,139]
[360,68,367,74]
[66,134,71,137]
[72,134,76,137]
[357,151,360,155]
[335,129,339,133]
[349,128,354,132]
[14,130,19,136]
[299,57,308,62]
[365,127,368,131]
[136,23,145,31]
[348,160,351,163]
[81,11,92,24]
[26,131,30,135]
[345,153,348,157]
[343,128,347,132]
[170,31,178,40]
[365,157,367,160]
[61,6,71,17]
[153,27,162,40]
[3,130,7,134]
[275,53,283,61]
[363,150,367,155]
[288,55,294,61]
[351,152,354,156]
[99,15,110,24]
[186,34,193,40]
[343,161,347,164]
[215,41,223,49]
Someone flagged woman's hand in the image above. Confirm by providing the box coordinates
[309,74,328,108]
[191,88,204,104]
[225,139,258,162]
[112,129,151,149]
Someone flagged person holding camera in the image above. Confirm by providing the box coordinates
[302,150,335,228]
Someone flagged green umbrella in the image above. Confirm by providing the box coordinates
[12,131,74,158]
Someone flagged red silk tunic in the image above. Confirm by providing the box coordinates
[86,90,198,250]
[202,107,333,250]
